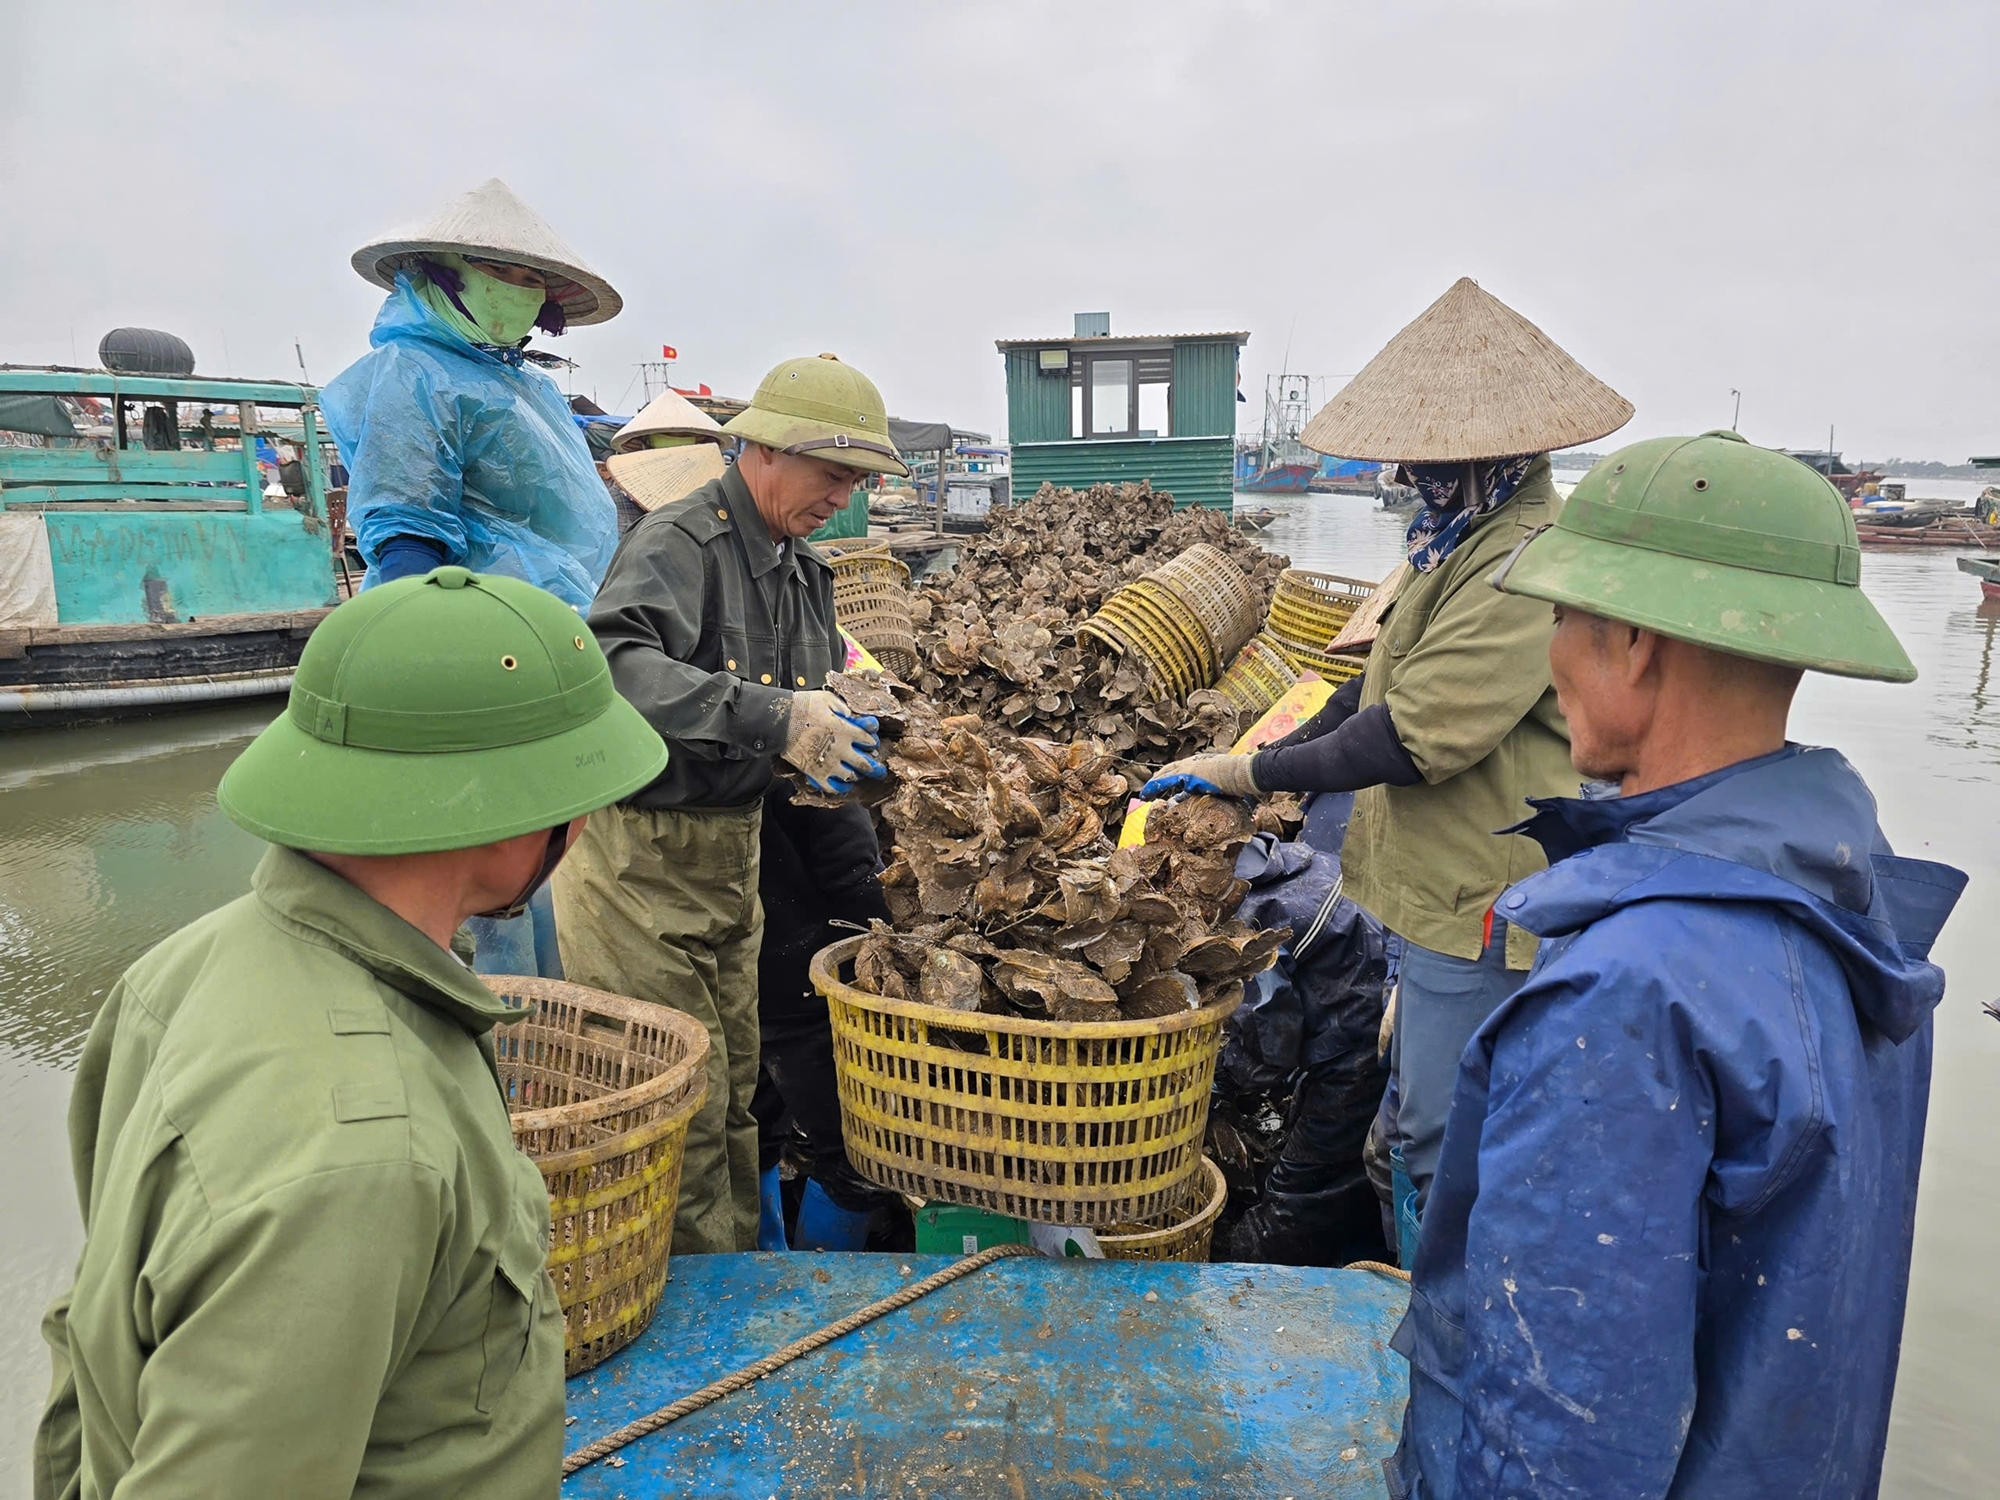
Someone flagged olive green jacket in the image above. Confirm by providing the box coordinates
[35,846,564,1500]
[587,464,842,810]
[1344,459,1582,968]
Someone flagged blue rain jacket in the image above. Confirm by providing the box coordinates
[321,276,616,608]
[1388,745,1965,1500]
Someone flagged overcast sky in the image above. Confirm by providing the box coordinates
[2,1,1994,460]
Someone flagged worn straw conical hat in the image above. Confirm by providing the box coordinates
[351,177,623,326]
[605,445,730,513]
[611,390,725,455]
[1300,278,1631,462]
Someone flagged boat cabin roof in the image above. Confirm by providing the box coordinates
[0,364,318,407]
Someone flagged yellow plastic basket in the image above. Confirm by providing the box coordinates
[1273,640,1367,685]
[811,936,1237,1226]
[1214,634,1299,721]
[1096,1155,1228,1263]
[491,977,709,1377]
[1083,602,1201,700]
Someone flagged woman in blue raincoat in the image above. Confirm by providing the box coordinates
[323,178,626,977]
[323,176,623,609]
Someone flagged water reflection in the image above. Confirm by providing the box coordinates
[0,706,271,1065]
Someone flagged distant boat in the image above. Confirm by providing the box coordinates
[1237,372,1323,494]
[1957,555,2000,599]
[1786,449,1882,500]
[1306,454,1383,495]
[1234,506,1279,532]
[1236,453,1315,494]
[1,359,340,726]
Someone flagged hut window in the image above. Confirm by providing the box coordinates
[1087,357,1136,437]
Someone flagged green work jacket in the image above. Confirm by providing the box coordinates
[1343,458,1581,968]
[34,846,564,1500]
[588,463,842,810]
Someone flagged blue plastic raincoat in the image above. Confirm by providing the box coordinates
[321,275,616,609]
[1387,745,1965,1499]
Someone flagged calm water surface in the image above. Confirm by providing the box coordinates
[0,492,1995,1494]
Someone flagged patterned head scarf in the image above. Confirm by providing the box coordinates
[1401,454,1537,572]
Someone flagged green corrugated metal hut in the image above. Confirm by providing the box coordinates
[997,314,1247,510]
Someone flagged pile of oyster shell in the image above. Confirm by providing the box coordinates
[907,480,1289,774]
[820,672,1294,1024]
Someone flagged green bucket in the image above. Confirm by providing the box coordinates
[910,1201,1031,1256]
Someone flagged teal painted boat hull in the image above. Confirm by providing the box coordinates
[563,1252,1407,1498]
[43,510,337,624]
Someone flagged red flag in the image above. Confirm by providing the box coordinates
[662,345,678,360]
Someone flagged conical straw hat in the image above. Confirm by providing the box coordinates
[1300,278,1631,462]
[605,445,730,513]
[612,390,725,454]
[351,177,623,326]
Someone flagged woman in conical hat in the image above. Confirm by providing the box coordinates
[602,388,730,525]
[321,178,624,610]
[1142,278,1632,1230]
[322,179,627,982]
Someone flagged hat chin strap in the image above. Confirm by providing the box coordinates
[476,824,571,921]
[783,434,899,463]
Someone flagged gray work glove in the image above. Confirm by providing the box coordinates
[1138,751,1262,800]
[781,689,886,795]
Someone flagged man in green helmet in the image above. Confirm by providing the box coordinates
[554,353,910,1256]
[34,568,666,1500]
[1385,432,1966,1499]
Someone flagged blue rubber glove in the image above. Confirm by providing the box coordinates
[1138,752,1261,801]
[370,533,450,584]
[783,695,886,795]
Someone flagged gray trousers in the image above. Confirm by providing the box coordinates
[1390,916,1528,1214]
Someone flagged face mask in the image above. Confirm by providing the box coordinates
[456,262,549,345]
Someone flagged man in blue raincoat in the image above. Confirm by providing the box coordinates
[1387,431,1966,1498]
[322,177,622,610]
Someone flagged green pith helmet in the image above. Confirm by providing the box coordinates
[721,353,911,478]
[219,569,667,854]
[1492,430,1914,682]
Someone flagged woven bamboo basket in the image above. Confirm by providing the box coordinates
[1097,1155,1228,1263]
[846,620,919,680]
[811,936,1236,1227]
[1214,634,1300,721]
[490,977,710,1377]
[832,578,920,679]
[1150,544,1260,664]
[829,545,910,592]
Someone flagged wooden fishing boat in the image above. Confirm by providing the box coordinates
[1956,555,2000,600]
[1856,519,2000,547]
[0,363,340,726]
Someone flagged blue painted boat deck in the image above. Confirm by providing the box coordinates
[563,1252,1408,1498]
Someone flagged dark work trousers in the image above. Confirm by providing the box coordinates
[752,786,898,1214]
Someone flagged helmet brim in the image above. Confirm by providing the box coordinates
[722,407,910,478]
[1493,526,1917,684]
[218,693,666,854]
